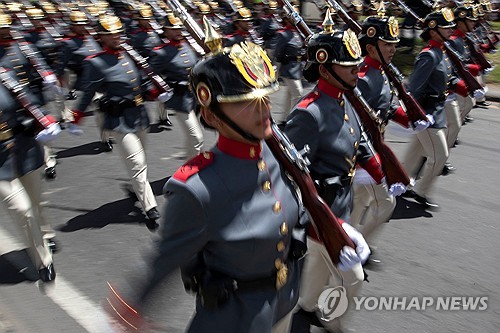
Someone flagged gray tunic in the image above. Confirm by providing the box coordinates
[139,136,304,332]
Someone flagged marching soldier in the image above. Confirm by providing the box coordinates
[402,8,476,209]
[70,15,162,230]
[352,13,419,264]
[224,7,260,46]
[128,4,163,59]
[284,25,375,332]
[0,66,61,282]
[149,14,204,158]
[273,7,304,124]
[109,37,369,333]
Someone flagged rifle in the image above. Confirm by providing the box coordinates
[0,67,52,129]
[324,0,428,126]
[180,12,355,264]
[163,0,211,54]
[279,0,410,186]
[394,0,484,94]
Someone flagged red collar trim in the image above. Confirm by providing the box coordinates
[168,39,182,47]
[428,39,444,49]
[452,29,465,38]
[217,134,262,160]
[318,78,344,100]
[236,29,249,37]
[104,47,121,55]
[364,56,383,70]
[0,39,14,46]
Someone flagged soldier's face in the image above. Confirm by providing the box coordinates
[100,33,122,50]
[218,96,273,141]
[375,40,396,64]
[435,27,453,42]
[164,28,184,41]
[323,64,359,89]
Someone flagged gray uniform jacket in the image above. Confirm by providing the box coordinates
[76,49,149,132]
[23,28,62,69]
[357,56,399,123]
[274,25,304,80]
[139,135,304,332]
[129,27,162,59]
[449,30,472,63]
[57,35,102,90]
[0,70,44,180]
[409,39,459,129]
[285,79,374,221]
[148,40,198,113]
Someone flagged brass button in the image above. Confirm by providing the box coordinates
[126,70,134,74]
[380,70,385,75]
[277,241,285,252]
[280,222,288,236]
[340,100,344,107]
[344,114,349,121]
[249,147,256,158]
[276,264,288,289]
[203,152,211,159]
[275,258,283,269]
[263,181,271,192]
[352,155,357,163]
[257,160,266,171]
[350,127,354,134]
[273,201,281,213]
[354,141,359,149]
[121,62,130,66]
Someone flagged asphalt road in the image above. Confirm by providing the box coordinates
[0,88,499,333]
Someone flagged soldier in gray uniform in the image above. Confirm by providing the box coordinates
[149,14,204,158]
[111,39,369,333]
[273,10,304,123]
[402,8,476,210]
[71,15,161,230]
[0,66,61,282]
[352,14,423,265]
[284,26,374,333]
[128,4,163,59]
[224,7,261,47]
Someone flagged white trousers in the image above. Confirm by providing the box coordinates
[0,168,53,269]
[176,111,204,160]
[113,130,157,212]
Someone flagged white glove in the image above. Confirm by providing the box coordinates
[490,49,498,54]
[473,89,486,101]
[35,123,61,143]
[483,66,495,75]
[413,119,430,132]
[44,74,58,84]
[426,114,435,126]
[157,91,173,103]
[338,223,371,271]
[67,123,84,135]
[388,182,406,196]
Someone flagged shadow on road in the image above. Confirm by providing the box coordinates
[57,177,170,232]
[56,141,111,159]
[390,197,434,220]
[0,250,39,284]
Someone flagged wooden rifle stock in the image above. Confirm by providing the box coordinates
[443,42,484,94]
[345,89,410,186]
[266,124,355,264]
[464,34,493,70]
[382,63,428,125]
[0,68,51,129]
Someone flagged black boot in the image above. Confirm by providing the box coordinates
[39,263,56,283]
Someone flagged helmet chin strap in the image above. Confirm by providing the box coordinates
[436,29,449,43]
[375,42,387,66]
[211,105,260,143]
[325,64,355,90]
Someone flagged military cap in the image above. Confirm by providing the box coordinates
[41,2,58,15]
[134,4,154,20]
[349,0,364,13]
[25,7,45,20]
[96,15,124,34]
[69,11,89,25]
[190,41,279,107]
[359,15,400,55]
[199,3,211,14]
[233,7,253,21]
[454,5,479,21]
[233,0,244,9]
[208,1,220,10]
[420,8,456,40]
[0,12,12,28]
[268,1,278,10]
[164,14,184,29]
